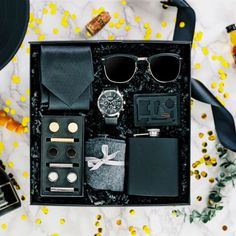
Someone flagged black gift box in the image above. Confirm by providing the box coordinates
[30,40,191,206]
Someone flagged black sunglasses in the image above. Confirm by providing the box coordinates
[101,53,182,84]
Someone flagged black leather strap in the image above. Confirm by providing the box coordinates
[191,79,236,152]
[105,116,118,126]
[164,0,236,152]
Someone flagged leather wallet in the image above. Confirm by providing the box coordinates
[40,45,94,110]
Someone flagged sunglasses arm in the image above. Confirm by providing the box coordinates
[160,0,196,43]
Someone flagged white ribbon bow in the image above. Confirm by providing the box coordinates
[86,144,124,171]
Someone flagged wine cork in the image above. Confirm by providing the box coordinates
[86,11,111,36]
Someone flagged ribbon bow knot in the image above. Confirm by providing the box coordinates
[86,144,124,171]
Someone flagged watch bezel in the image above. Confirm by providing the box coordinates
[97,89,124,117]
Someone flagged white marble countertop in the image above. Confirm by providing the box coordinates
[1,0,236,235]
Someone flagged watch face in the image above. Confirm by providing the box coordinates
[98,90,123,115]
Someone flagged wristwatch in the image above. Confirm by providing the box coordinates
[97,88,125,125]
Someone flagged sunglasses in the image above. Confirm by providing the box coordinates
[101,53,182,84]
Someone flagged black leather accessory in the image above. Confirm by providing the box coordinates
[0,0,29,70]
[0,168,21,217]
[40,46,94,111]
[134,94,180,127]
[127,136,179,197]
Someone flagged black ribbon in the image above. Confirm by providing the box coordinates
[164,0,236,152]
[192,79,236,152]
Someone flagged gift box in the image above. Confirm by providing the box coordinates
[30,41,191,206]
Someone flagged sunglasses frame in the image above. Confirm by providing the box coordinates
[101,53,182,84]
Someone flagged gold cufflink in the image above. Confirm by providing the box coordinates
[68,122,78,133]
[49,122,60,133]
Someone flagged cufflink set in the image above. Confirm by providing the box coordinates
[40,115,84,197]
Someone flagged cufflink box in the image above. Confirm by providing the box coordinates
[30,40,191,206]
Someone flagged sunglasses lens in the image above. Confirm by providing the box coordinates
[150,55,181,82]
[104,56,136,83]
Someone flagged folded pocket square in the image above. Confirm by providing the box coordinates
[40,45,94,110]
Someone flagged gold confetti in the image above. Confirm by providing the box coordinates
[143,225,151,234]
[201,113,207,119]
[194,63,201,69]
[179,21,185,28]
[1,223,7,230]
[222,225,228,231]
[95,221,101,227]
[161,21,167,28]
[113,12,119,18]
[196,196,202,201]
[41,207,49,215]
[23,171,29,178]
[12,75,21,84]
[134,16,141,23]
[59,218,65,224]
[21,214,28,221]
[202,47,209,56]
[198,132,204,138]
[8,161,14,168]
[35,218,42,225]
[208,135,216,141]
[143,22,150,29]
[129,209,135,215]
[224,92,230,98]
[209,177,215,183]
[116,219,122,225]
[201,171,207,177]
[211,82,217,89]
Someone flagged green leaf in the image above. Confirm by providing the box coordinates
[189,216,194,223]
[209,193,222,203]
[201,215,210,223]
[216,206,223,210]
[191,210,201,218]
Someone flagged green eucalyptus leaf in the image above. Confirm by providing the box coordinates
[201,215,210,223]
[191,210,201,218]
[209,193,222,203]
[225,164,236,173]
[189,216,194,223]
[216,206,223,210]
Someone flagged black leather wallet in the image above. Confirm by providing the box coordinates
[40,45,94,111]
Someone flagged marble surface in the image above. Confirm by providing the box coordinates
[1,0,236,235]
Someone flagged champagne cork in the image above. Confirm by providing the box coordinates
[86,11,111,36]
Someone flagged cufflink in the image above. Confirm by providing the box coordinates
[49,122,60,133]
[48,147,58,157]
[68,122,78,133]
[66,147,77,159]
[67,172,77,183]
[48,171,59,183]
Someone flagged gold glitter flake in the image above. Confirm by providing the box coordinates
[129,209,135,215]
[116,219,122,225]
[196,196,202,201]
[201,113,207,119]
[143,225,151,234]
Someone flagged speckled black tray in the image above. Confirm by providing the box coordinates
[30,41,191,206]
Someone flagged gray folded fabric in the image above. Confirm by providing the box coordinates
[85,137,126,192]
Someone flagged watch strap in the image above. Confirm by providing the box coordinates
[104,116,118,125]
